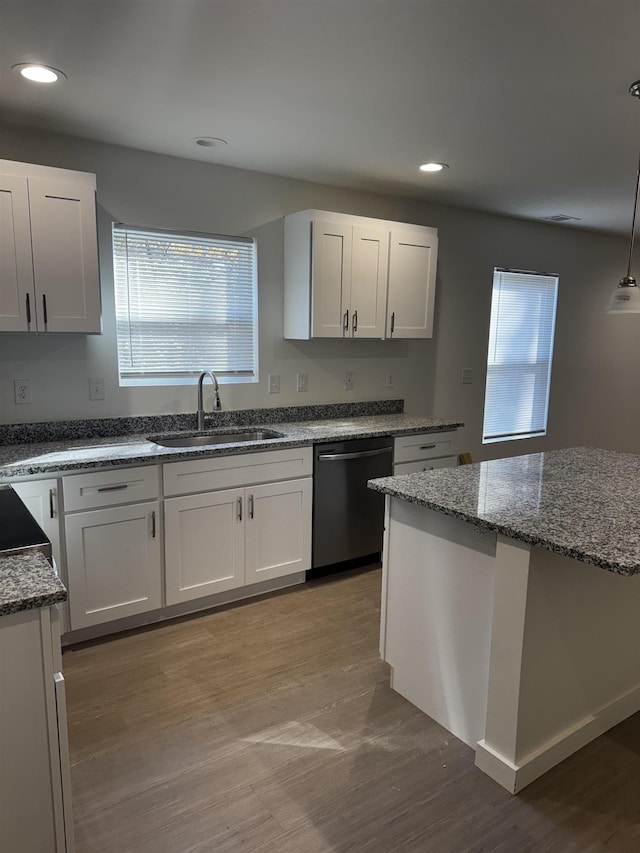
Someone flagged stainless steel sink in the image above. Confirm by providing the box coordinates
[148,430,284,448]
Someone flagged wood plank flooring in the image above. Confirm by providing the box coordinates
[64,567,640,852]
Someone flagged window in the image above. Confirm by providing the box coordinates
[113,224,258,386]
[482,268,558,444]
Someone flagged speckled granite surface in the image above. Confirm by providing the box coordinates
[0,552,67,616]
[0,400,404,446]
[0,413,462,479]
[369,447,640,576]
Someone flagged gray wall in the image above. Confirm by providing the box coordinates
[0,123,633,459]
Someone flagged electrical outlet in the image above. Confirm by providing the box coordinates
[344,371,354,391]
[461,368,473,385]
[14,379,32,405]
[385,372,395,388]
[89,377,105,401]
[268,373,280,394]
[297,372,309,392]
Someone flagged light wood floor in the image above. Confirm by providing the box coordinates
[64,567,640,853]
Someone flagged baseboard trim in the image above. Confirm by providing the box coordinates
[62,572,305,646]
[475,682,640,793]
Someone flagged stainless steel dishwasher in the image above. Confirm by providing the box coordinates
[312,436,393,571]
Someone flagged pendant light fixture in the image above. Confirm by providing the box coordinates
[606,80,640,313]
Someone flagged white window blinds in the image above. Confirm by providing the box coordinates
[113,224,258,384]
[482,268,558,444]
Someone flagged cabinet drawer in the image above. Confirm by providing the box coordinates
[394,456,457,475]
[164,447,313,497]
[393,431,456,464]
[63,465,160,511]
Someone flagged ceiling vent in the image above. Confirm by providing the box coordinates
[541,214,581,222]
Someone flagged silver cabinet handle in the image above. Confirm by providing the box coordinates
[237,496,243,521]
[317,447,393,461]
[419,444,437,450]
[151,511,156,538]
[49,488,55,519]
[249,494,254,519]
[343,309,349,332]
[390,311,395,335]
[352,310,358,334]
[26,293,32,325]
[97,484,128,493]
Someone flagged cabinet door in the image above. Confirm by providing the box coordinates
[0,174,34,331]
[164,488,245,605]
[65,501,161,629]
[11,478,70,635]
[11,479,62,573]
[350,226,388,339]
[244,478,312,585]
[28,177,101,333]
[311,220,352,338]
[386,228,438,339]
[394,456,457,475]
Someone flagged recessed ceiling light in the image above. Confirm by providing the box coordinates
[419,162,449,173]
[194,137,228,148]
[12,63,66,84]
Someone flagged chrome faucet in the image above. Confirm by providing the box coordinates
[197,370,221,430]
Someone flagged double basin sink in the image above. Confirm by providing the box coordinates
[147,429,285,448]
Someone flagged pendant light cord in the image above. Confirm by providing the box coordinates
[626,146,640,279]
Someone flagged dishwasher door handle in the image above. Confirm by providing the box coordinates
[316,447,392,462]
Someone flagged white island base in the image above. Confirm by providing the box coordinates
[381,497,640,793]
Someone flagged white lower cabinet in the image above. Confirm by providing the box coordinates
[11,477,69,632]
[393,431,458,474]
[165,487,245,604]
[11,478,61,567]
[394,457,455,475]
[62,465,162,630]
[244,478,312,585]
[65,501,162,629]
[165,477,312,605]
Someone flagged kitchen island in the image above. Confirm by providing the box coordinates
[369,447,640,793]
[0,486,73,852]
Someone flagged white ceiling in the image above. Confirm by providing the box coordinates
[1,0,639,236]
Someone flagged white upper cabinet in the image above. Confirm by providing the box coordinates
[284,209,437,340]
[386,226,438,339]
[0,160,101,334]
[350,226,388,338]
[310,219,352,337]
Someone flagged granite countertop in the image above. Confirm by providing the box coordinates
[0,412,462,479]
[369,447,640,576]
[0,551,67,616]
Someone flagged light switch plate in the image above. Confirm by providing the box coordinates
[461,368,473,385]
[297,373,308,392]
[268,373,281,394]
[89,377,105,401]
[344,371,354,391]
